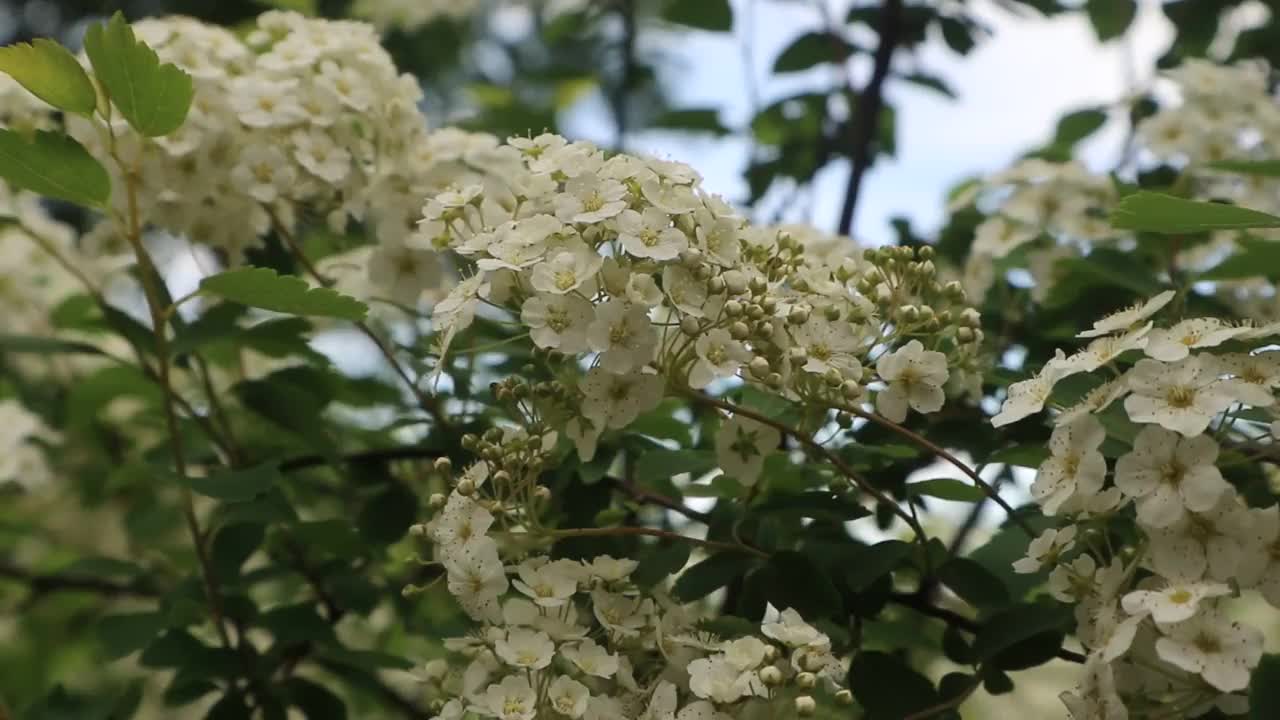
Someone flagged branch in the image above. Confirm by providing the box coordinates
[606,476,714,524]
[548,526,769,559]
[835,0,904,236]
[610,0,637,148]
[0,561,157,598]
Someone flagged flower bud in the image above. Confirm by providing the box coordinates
[748,275,768,294]
[749,356,771,379]
[763,645,779,662]
[730,321,751,340]
[824,305,842,322]
[835,689,854,705]
[707,276,726,294]
[428,493,447,509]
[409,523,429,536]
[759,666,783,686]
[433,457,452,474]
[534,486,552,501]
[788,306,810,325]
[680,316,701,336]
[456,479,476,496]
[766,372,784,389]
[796,672,817,689]
[724,299,744,317]
[957,327,976,343]
[795,696,816,716]
[723,270,748,295]
[841,380,862,400]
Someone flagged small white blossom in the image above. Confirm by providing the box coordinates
[478,675,537,720]
[714,414,781,487]
[1121,581,1230,624]
[1123,355,1236,437]
[580,368,664,430]
[1013,526,1077,574]
[561,638,620,678]
[1077,290,1176,338]
[874,339,949,422]
[522,294,594,353]
[1154,610,1264,692]
[1144,318,1246,362]
[547,675,590,718]
[495,627,555,670]
[1114,426,1229,528]
[587,300,658,374]
[1032,415,1107,516]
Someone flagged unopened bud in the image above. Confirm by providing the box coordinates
[723,271,748,295]
[759,666,783,686]
[680,316,700,336]
[788,306,810,325]
[835,689,854,705]
[749,356,771,379]
[796,672,817,689]
[534,486,551,501]
[707,276,726,294]
[795,696,816,716]
[433,457,452,474]
[456,479,476,496]
[730,321,751,340]
[428,493,447,509]
[409,523,429,536]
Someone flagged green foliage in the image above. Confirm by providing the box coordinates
[907,478,986,502]
[1085,0,1137,41]
[1111,191,1280,233]
[1200,237,1280,280]
[177,463,283,502]
[199,267,370,321]
[662,0,732,32]
[672,552,758,602]
[848,651,942,719]
[0,38,96,114]
[0,130,109,207]
[773,32,858,73]
[1252,655,1280,719]
[83,12,194,137]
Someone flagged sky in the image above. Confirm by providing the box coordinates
[568,0,1177,245]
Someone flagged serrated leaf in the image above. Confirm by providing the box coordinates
[200,267,368,321]
[906,478,986,502]
[0,129,109,207]
[178,463,282,501]
[1111,192,1280,233]
[1200,237,1280,280]
[987,444,1050,468]
[0,38,96,114]
[83,12,193,137]
[1053,108,1107,147]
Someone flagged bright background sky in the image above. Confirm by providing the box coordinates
[567,0,1176,245]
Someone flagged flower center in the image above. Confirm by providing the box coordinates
[1193,632,1221,654]
[1160,461,1186,486]
[1165,385,1196,409]
[1168,589,1193,604]
[554,270,577,291]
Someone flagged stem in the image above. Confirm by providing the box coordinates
[0,561,157,598]
[110,136,231,648]
[829,400,1035,537]
[835,0,904,236]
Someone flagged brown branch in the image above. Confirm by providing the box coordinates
[836,0,904,236]
[607,476,714,524]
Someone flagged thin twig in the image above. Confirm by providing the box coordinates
[830,401,1035,537]
[835,0,904,236]
[0,561,158,598]
[607,476,714,524]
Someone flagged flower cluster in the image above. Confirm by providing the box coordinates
[413,435,853,719]
[996,291,1279,718]
[66,11,445,265]
[415,134,983,470]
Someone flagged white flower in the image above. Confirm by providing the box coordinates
[1013,526,1077,574]
[231,144,297,203]
[590,589,651,638]
[367,240,443,307]
[291,128,350,184]
[675,702,733,720]
[874,339,949,422]
[1144,318,1245,362]
[721,636,770,671]
[521,294,594,353]
[1154,610,1264,692]
[714,414,780,487]
[495,627,555,670]
[687,656,754,703]
[1060,657,1129,720]
[579,368,664,430]
[587,300,658,374]
[1123,355,1236,437]
[1054,378,1127,426]
[1048,554,1099,603]
[1238,504,1280,607]
[663,265,710,317]
[690,329,751,388]
[586,555,638,582]
[547,676,590,718]
[478,675,537,720]
[555,173,627,223]
[1077,290,1176,338]
[230,76,306,127]
[1146,491,1255,582]
[792,316,864,378]
[1032,415,1107,516]
[560,638,619,678]
[530,241,603,295]
[511,558,580,607]
[1121,581,1230,624]
[1214,352,1280,406]
[430,492,493,550]
[443,537,508,621]
[642,681,678,720]
[1114,426,1229,528]
[616,207,688,260]
[992,356,1075,427]
[761,608,829,648]
[972,215,1037,258]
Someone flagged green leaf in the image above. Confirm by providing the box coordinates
[200,267,368,321]
[1208,159,1280,177]
[98,611,165,659]
[843,540,912,591]
[0,38,96,114]
[1086,0,1137,41]
[1201,237,1280,281]
[1111,192,1280,234]
[987,444,1050,468]
[848,651,940,719]
[0,333,104,355]
[178,463,282,502]
[936,557,1011,611]
[939,16,977,55]
[765,551,842,619]
[1252,655,1280,719]
[210,523,264,577]
[635,449,715,485]
[972,600,1071,662]
[899,72,955,99]
[751,490,869,522]
[1053,108,1107,147]
[662,0,732,31]
[285,677,346,720]
[0,129,109,207]
[83,12,193,137]
[632,542,693,588]
[672,552,757,602]
[773,31,856,73]
[906,478,986,502]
